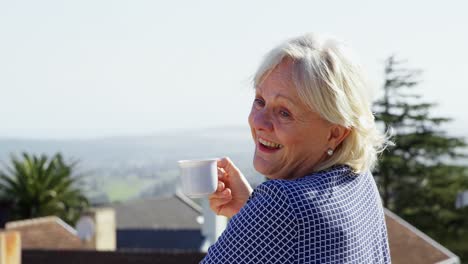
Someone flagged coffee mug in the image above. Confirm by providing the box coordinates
[178,159,218,198]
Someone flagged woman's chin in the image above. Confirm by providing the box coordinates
[253,157,270,174]
[253,157,280,179]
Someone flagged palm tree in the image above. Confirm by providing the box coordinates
[0,153,89,225]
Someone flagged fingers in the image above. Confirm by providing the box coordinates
[221,188,231,197]
[218,167,227,180]
[209,187,232,208]
[217,157,241,175]
[209,188,232,215]
[210,186,231,199]
[217,157,229,167]
[216,181,225,192]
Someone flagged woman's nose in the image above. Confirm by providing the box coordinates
[250,109,273,131]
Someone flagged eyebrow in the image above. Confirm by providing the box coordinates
[274,93,296,104]
[259,93,298,111]
[255,87,300,107]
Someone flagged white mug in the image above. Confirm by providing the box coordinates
[178,159,218,198]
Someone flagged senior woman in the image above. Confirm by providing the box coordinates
[202,33,391,263]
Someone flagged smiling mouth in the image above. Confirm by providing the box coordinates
[258,138,283,150]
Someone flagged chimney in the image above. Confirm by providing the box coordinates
[0,231,21,264]
[79,207,116,251]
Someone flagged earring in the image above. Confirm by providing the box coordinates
[327,148,334,156]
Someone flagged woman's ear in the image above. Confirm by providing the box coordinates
[328,125,351,148]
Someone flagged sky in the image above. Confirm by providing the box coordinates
[1,0,467,139]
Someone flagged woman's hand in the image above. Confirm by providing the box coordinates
[209,157,253,218]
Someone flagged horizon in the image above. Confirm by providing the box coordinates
[0,125,252,141]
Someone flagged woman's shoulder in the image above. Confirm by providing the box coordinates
[251,179,290,201]
[259,164,358,190]
[253,165,369,206]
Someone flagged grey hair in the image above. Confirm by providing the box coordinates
[254,33,390,173]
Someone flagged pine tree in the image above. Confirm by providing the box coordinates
[373,56,468,260]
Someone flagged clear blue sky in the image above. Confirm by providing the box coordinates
[1,0,467,139]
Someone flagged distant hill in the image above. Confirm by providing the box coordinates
[0,127,264,201]
[0,126,252,163]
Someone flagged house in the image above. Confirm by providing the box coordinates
[111,192,204,250]
[5,216,82,250]
[3,207,116,251]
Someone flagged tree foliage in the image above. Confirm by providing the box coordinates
[0,153,89,225]
[373,56,468,261]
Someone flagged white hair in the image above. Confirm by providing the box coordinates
[254,33,390,173]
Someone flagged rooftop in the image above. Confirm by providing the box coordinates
[111,192,202,229]
[5,216,82,249]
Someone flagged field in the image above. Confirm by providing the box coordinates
[102,177,161,202]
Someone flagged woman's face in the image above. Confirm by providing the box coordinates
[248,59,336,180]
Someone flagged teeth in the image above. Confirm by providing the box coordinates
[259,138,283,149]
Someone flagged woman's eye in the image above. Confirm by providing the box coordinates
[254,98,265,107]
[279,110,291,118]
